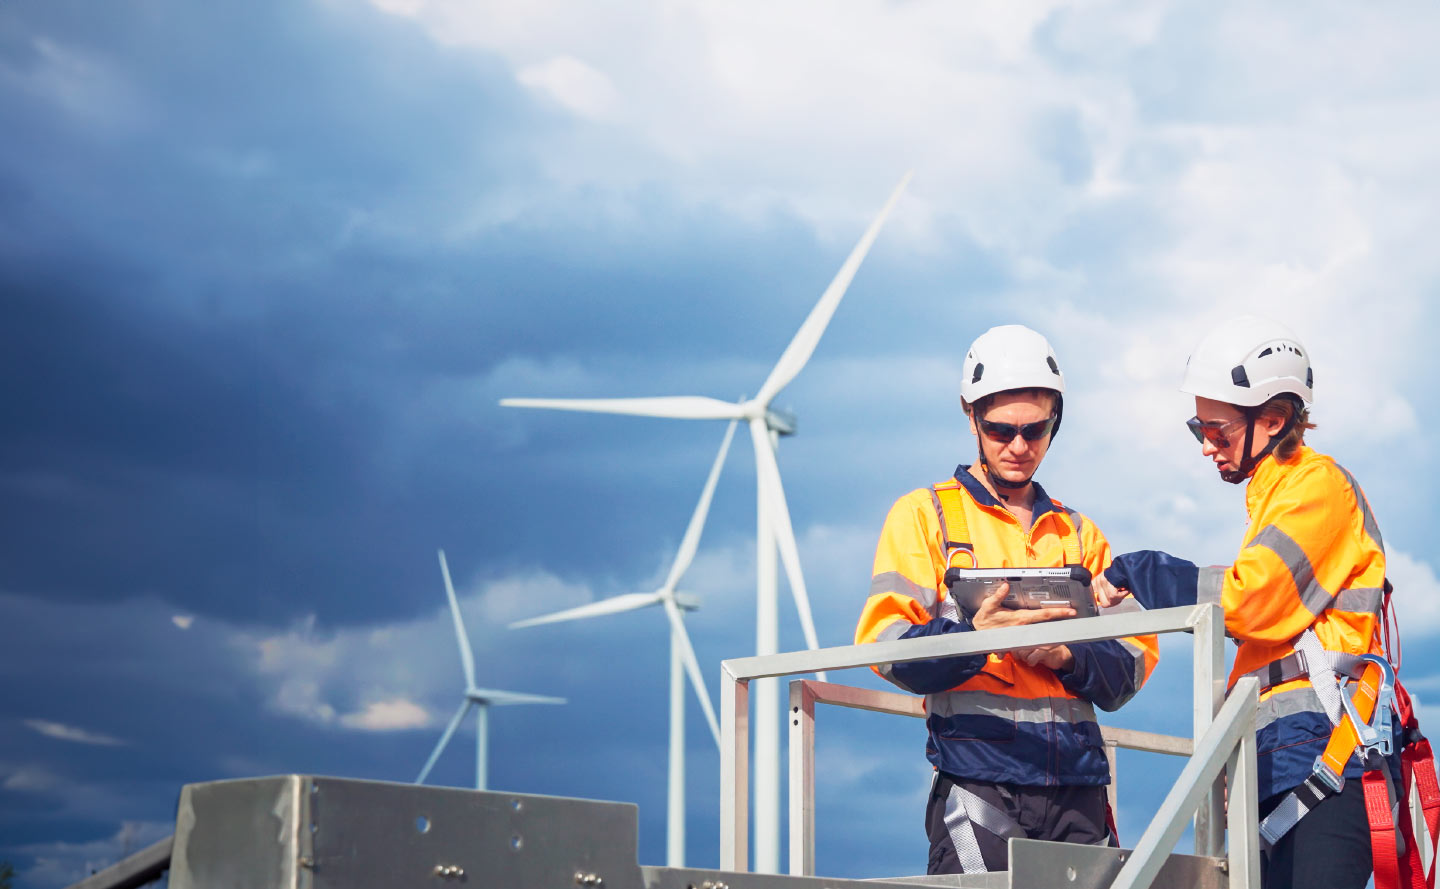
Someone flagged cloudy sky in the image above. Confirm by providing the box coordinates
[4,0,1440,884]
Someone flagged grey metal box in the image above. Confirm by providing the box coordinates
[169,775,644,889]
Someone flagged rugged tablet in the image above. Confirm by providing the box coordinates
[943,565,1097,620]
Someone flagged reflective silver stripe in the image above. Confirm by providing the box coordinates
[1117,637,1149,700]
[1246,525,1334,616]
[1197,566,1226,605]
[956,786,1022,841]
[1334,586,1384,615]
[927,687,1098,726]
[870,570,938,611]
[1333,462,1384,552]
[873,619,918,692]
[937,593,961,622]
[1254,684,1331,735]
[943,783,992,873]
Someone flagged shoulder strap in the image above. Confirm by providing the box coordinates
[1057,505,1085,566]
[931,479,975,569]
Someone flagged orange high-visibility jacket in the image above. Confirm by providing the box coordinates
[856,466,1160,786]
[1107,446,1387,799]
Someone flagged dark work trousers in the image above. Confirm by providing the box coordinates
[1259,781,1373,889]
[925,771,1113,874]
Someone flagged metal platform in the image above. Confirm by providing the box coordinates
[89,775,1230,889]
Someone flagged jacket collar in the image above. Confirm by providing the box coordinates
[1245,445,1315,513]
[952,463,1060,521]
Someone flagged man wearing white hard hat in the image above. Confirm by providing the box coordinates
[856,325,1158,875]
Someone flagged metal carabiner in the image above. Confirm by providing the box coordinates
[1338,653,1397,757]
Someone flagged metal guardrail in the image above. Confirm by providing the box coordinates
[720,604,1250,887]
[786,679,1194,877]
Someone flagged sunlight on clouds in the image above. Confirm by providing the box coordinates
[339,697,432,731]
[241,568,594,729]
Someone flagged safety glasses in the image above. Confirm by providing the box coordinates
[1186,415,1247,448]
[978,415,1056,444]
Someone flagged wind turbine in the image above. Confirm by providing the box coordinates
[416,549,564,791]
[500,173,911,871]
[509,420,736,867]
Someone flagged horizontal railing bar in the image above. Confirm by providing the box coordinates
[1100,726,1194,757]
[795,679,1193,756]
[725,605,1202,681]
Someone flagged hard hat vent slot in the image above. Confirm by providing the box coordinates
[1047,356,1060,375]
[1231,366,1251,388]
[972,363,985,384]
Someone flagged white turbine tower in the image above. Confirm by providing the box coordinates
[416,549,564,790]
[509,421,736,867]
[500,173,911,871]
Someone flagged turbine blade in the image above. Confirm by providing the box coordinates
[753,434,828,681]
[754,172,913,407]
[662,420,739,592]
[662,597,720,747]
[438,550,476,690]
[471,689,567,706]
[500,396,744,421]
[416,699,472,784]
[508,592,664,629]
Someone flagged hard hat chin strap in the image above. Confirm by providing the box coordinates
[1221,403,1299,485]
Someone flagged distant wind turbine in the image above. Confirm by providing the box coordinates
[416,549,564,791]
[501,173,911,871]
[510,420,736,867]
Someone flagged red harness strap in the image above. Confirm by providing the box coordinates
[1367,680,1440,889]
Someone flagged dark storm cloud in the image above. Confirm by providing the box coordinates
[0,0,958,626]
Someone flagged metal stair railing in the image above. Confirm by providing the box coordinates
[720,603,1255,888]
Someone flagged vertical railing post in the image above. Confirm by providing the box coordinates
[1104,737,1120,819]
[721,665,750,872]
[1226,680,1261,889]
[1192,603,1225,856]
[788,681,817,876]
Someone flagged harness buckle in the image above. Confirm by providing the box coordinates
[1311,758,1345,793]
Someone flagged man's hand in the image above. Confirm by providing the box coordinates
[1014,644,1075,671]
[1092,571,1131,608]
[970,582,1075,630]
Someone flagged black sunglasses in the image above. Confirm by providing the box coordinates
[1186,415,1247,448]
[978,414,1057,444]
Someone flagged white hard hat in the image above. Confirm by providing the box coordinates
[961,325,1065,404]
[1180,316,1313,407]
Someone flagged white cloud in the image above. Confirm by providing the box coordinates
[172,614,194,630]
[22,719,126,747]
[238,567,596,729]
[1388,550,1440,640]
[339,697,432,731]
[516,56,618,119]
[2,764,61,791]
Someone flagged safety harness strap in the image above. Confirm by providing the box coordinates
[1240,649,1368,693]
[932,480,974,569]
[1256,657,1385,844]
[932,478,1084,570]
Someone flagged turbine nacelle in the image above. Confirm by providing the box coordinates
[764,408,797,437]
